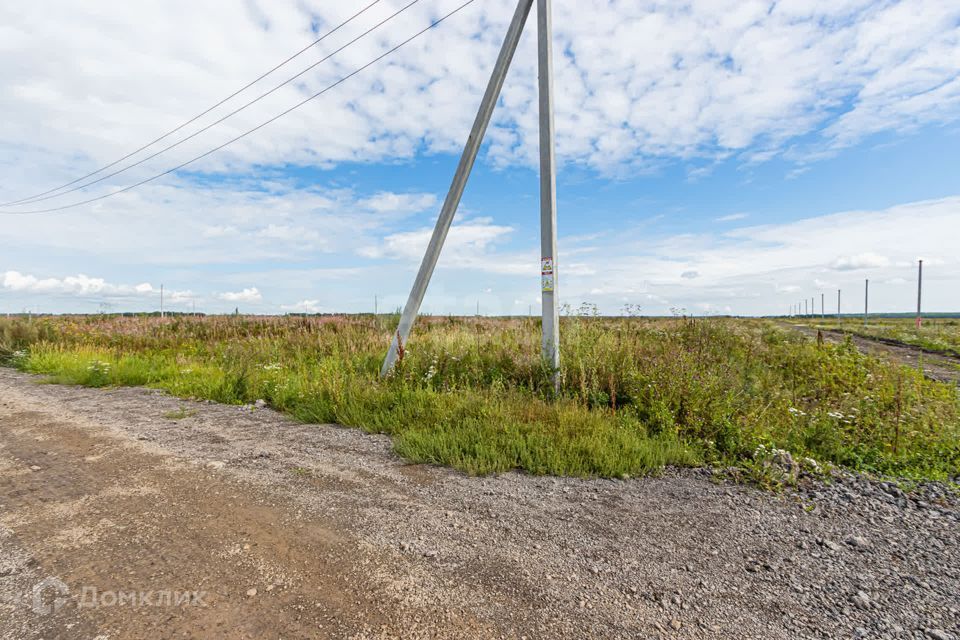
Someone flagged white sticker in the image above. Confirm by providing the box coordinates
[541,274,555,292]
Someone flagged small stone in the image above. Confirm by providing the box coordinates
[851,590,871,610]
[846,536,871,549]
[246,588,258,597]
[821,539,841,552]
[925,631,952,640]
[266,584,275,592]
[671,595,681,606]
[206,461,225,470]
[670,619,682,631]
[254,399,268,409]
[29,465,42,471]
[243,544,251,551]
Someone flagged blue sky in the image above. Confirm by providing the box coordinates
[1,0,958,316]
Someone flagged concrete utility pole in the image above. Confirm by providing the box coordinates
[864,279,869,326]
[837,289,841,320]
[538,0,560,389]
[805,299,808,316]
[381,0,542,377]
[821,293,825,319]
[916,259,923,329]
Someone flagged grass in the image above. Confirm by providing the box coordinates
[1,313,958,481]
[162,407,198,420]
[792,316,960,358]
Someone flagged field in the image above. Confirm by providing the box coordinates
[1,313,958,481]
[791,315,960,359]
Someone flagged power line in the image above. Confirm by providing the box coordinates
[3,0,421,209]
[0,1,384,208]
[1,0,480,216]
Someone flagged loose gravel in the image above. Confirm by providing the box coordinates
[0,367,957,639]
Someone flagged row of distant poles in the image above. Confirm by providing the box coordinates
[789,260,925,328]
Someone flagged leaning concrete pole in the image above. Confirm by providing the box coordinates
[538,0,561,390]
[864,279,869,327]
[381,0,534,376]
[916,259,923,329]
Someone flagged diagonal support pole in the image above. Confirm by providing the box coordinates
[381,0,534,377]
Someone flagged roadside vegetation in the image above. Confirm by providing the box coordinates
[791,316,960,358]
[1,314,958,481]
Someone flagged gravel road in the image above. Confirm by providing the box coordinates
[0,367,957,639]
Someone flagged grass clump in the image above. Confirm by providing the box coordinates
[0,313,957,481]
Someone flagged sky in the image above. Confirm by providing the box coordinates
[0,0,958,316]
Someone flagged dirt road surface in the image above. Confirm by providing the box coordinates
[1,368,958,639]
[788,324,960,386]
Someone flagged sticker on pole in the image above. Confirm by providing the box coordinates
[541,257,554,274]
[541,274,555,292]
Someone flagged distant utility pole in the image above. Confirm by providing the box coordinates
[810,297,815,318]
[837,289,841,320]
[916,259,923,329]
[864,279,869,326]
[381,0,556,380]
[804,299,808,316]
[374,295,378,317]
[821,293,825,319]
[160,284,165,319]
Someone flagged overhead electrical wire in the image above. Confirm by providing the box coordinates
[0,0,480,216]
[0,1,385,208]
[0,0,422,208]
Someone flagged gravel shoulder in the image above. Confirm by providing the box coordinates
[0,367,958,639]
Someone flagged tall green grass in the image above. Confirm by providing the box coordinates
[1,314,957,479]
[796,316,960,358]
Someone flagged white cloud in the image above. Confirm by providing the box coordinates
[202,225,239,238]
[218,288,262,303]
[715,213,748,223]
[552,196,960,315]
[830,252,890,271]
[281,299,322,313]
[0,270,194,303]
[360,218,516,266]
[0,0,957,190]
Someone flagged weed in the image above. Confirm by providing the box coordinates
[162,407,198,420]
[0,314,957,480]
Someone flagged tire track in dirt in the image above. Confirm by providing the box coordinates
[786,324,960,385]
[0,407,486,639]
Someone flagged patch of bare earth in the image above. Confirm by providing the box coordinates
[0,368,957,639]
